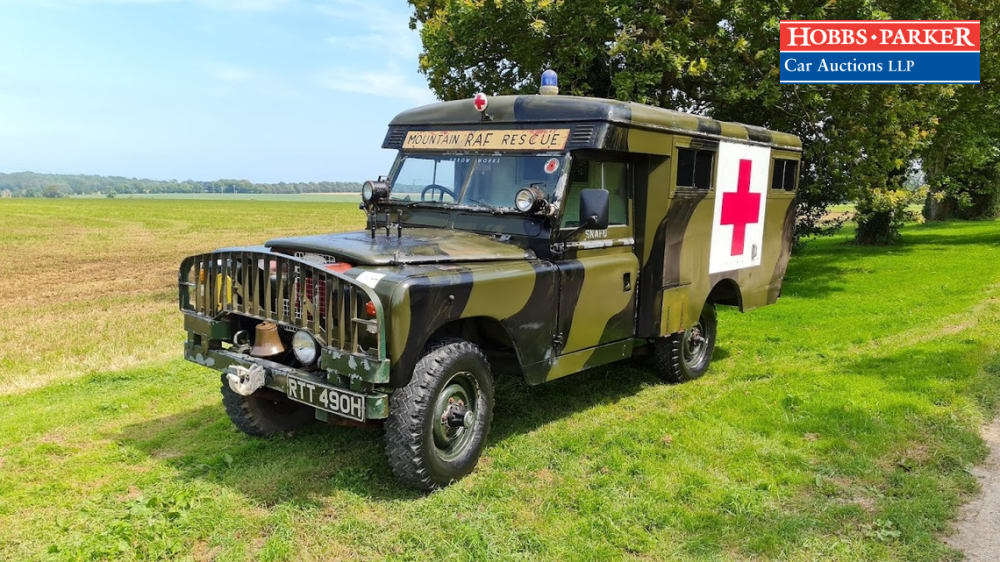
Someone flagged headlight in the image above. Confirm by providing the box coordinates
[361,180,389,206]
[514,186,546,213]
[292,330,318,365]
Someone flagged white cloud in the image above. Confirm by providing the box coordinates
[326,32,420,61]
[15,0,292,11]
[319,0,422,61]
[317,67,434,105]
[315,0,432,104]
[196,0,290,9]
[214,65,252,83]
[195,60,306,100]
[314,0,406,26]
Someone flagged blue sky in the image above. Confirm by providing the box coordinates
[0,0,434,182]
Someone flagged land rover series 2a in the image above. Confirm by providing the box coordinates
[179,79,801,490]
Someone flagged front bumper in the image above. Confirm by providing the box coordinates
[185,344,389,420]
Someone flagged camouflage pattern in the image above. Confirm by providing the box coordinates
[384,94,801,152]
[266,228,534,265]
[180,94,800,420]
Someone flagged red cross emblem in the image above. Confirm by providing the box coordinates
[473,92,488,112]
[719,159,761,256]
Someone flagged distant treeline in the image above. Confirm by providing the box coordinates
[0,171,366,198]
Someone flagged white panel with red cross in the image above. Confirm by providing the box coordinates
[708,141,771,274]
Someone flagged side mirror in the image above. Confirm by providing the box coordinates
[579,189,609,229]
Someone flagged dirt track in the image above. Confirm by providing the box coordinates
[945,418,1000,559]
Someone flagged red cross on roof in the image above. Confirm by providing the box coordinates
[473,93,488,112]
[720,159,761,256]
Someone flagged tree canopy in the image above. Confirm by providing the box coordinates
[409,0,996,243]
[923,3,999,220]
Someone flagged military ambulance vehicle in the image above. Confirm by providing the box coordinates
[179,72,800,490]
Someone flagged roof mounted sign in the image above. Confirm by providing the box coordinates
[402,129,570,151]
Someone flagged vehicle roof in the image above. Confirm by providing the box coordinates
[389,95,801,152]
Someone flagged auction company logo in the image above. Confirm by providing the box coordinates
[780,20,980,84]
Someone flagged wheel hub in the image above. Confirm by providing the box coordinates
[443,401,471,428]
[431,372,479,461]
[683,321,709,367]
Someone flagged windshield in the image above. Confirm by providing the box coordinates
[388,153,567,210]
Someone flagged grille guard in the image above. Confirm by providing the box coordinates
[179,248,388,382]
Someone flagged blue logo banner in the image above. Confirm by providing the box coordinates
[780,52,980,84]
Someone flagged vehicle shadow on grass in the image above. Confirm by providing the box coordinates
[118,362,656,504]
[904,232,1000,249]
[783,241,915,300]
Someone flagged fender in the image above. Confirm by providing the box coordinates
[385,260,559,387]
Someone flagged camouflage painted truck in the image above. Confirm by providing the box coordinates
[179,83,801,490]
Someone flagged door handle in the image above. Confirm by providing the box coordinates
[623,272,632,292]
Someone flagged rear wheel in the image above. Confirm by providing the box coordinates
[221,377,315,436]
[650,302,717,383]
[384,339,494,490]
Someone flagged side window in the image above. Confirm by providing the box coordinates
[771,159,799,191]
[676,147,715,189]
[562,156,630,227]
[603,161,628,225]
[695,150,714,189]
[782,159,799,191]
[770,160,784,190]
[677,148,695,188]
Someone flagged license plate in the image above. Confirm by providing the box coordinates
[285,375,365,422]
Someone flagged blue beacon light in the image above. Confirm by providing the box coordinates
[540,69,559,95]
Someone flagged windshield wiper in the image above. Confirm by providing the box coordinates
[464,197,491,207]
[388,198,521,216]
[390,199,443,208]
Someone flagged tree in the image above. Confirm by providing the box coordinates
[922,1,999,221]
[409,0,959,244]
[0,172,365,197]
[42,185,66,198]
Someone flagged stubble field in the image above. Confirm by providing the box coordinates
[1,198,999,560]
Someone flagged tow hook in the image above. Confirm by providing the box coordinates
[225,364,266,396]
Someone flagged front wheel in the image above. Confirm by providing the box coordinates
[220,377,315,436]
[384,339,495,490]
[650,302,717,383]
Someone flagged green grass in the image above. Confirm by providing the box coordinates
[1,199,999,560]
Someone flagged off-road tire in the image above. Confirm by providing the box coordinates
[650,303,717,383]
[384,339,495,490]
[221,376,315,436]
